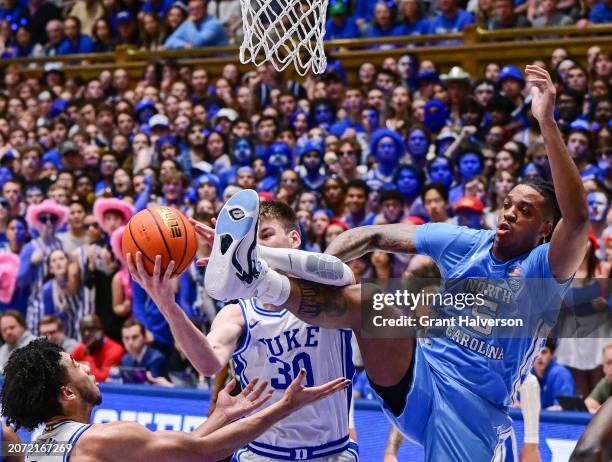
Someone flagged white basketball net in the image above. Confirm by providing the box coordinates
[240,0,329,75]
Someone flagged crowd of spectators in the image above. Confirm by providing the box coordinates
[0,0,609,58]
[0,15,608,412]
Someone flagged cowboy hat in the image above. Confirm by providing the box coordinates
[93,198,134,233]
[25,199,69,231]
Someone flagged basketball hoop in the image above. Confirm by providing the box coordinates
[239,0,329,75]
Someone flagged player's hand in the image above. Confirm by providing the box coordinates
[525,65,556,125]
[190,217,216,266]
[279,370,350,413]
[520,443,541,462]
[126,252,176,309]
[215,378,273,422]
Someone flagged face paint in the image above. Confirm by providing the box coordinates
[423,99,448,132]
[314,104,334,127]
[407,129,428,158]
[396,168,421,197]
[265,142,293,176]
[587,191,609,222]
[428,157,453,190]
[458,153,482,181]
[233,138,254,165]
[376,137,399,164]
[366,108,379,131]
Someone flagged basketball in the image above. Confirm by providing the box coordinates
[122,206,197,277]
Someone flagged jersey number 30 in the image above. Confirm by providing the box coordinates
[269,352,314,389]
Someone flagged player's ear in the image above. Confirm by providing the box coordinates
[289,229,301,249]
[60,385,76,401]
[540,221,553,243]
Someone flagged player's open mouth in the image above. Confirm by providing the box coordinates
[496,222,511,236]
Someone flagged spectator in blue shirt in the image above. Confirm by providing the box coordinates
[589,0,612,23]
[398,0,430,36]
[58,16,94,55]
[355,0,380,25]
[324,0,361,40]
[428,0,474,36]
[533,339,577,410]
[366,0,404,40]
[120,319,167,379]
[164,0,227,48]
[141,0,174,21]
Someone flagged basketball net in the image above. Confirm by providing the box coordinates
[239,0,329,75]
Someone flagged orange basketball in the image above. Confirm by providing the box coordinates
[122,206,197,277]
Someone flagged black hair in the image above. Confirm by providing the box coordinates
[522,177,561,233]
[557,87,584,109]
[346,179,370,196]
[395,163,425,187]
[1,338,68,430]
[421,182,449,203]
[379,188,405,205]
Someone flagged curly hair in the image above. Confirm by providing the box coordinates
[1,338,68,430]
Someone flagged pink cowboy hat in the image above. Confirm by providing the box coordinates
[111,225,126,266]
[93,198,134,233]
[0,253,19,304]
[25,199,69,231]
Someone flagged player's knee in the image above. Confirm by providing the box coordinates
[570,441,603,462]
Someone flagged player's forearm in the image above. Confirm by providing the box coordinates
[160,301,224,376]
[191,408,229,438]
[384,427,405,455]
[325,223,416,261]
[194,400,293,460]
[540,120,588,226]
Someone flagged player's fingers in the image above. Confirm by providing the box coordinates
[126,253,138,280]
[240,377,258,396]
[163,260,175,283]
[196,257,209,267]
[248,380,269,401]
[287,369,307,392]
[153,255,162,281]
[314,379,351,400]
[252,390,274,408]
[135,251,147,278]
[222,378,237,394]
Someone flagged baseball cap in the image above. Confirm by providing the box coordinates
[454,196,484,213]
[149,114,169,129]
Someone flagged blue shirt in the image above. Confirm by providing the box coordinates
[589,0,612,23]
[58,34,95,55]
[414,223,571,408]
[121,346,168,378]
[324,16,361,40]
[366,23,405,39]
[164,16,228,48]
[141,0,173,20]
[329,118,365,137]
[354,0,378,22]
[428,9,474,36]
[534,361,576,408]
[398,18,430,36]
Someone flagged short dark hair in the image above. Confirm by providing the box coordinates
[346,179,370,196]
[260,200,300,233]
[1,310,26,328]
[122,318,145,335]
[1,339,68,430]
[522,177,561,233]
[379,189,405,205]
[422,183,449,203]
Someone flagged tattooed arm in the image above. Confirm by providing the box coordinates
[324,223,418,262]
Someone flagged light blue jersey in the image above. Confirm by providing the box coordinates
[415,222,569,407]
[371,223,571,461]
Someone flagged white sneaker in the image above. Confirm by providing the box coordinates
[205,189,265,301]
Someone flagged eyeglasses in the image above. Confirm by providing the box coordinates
[339,150,356,157]
[39,214,59,224]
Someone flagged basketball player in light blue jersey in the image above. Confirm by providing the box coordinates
[203,66,589,460]
[128,201,358,461]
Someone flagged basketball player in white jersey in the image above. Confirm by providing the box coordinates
[1,339,350,462]
[128,201,359,461]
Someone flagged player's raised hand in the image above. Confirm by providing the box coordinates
[190,217,215,266]
[525,65,556,125]
[126,252,176,308]
[215,378,273,422]
[279,370,350,412]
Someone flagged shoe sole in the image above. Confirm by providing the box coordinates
[205,190,260,300]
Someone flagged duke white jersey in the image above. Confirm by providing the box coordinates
[232,298,356,460]
[25,420,91,461]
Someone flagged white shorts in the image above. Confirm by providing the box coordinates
[232,446,359,462]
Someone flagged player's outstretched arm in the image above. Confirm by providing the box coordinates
[526,65,589,280]
[324,223,418,262]
[127,253,243,377]
[569,396,612,462]
[79,371,350,462]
